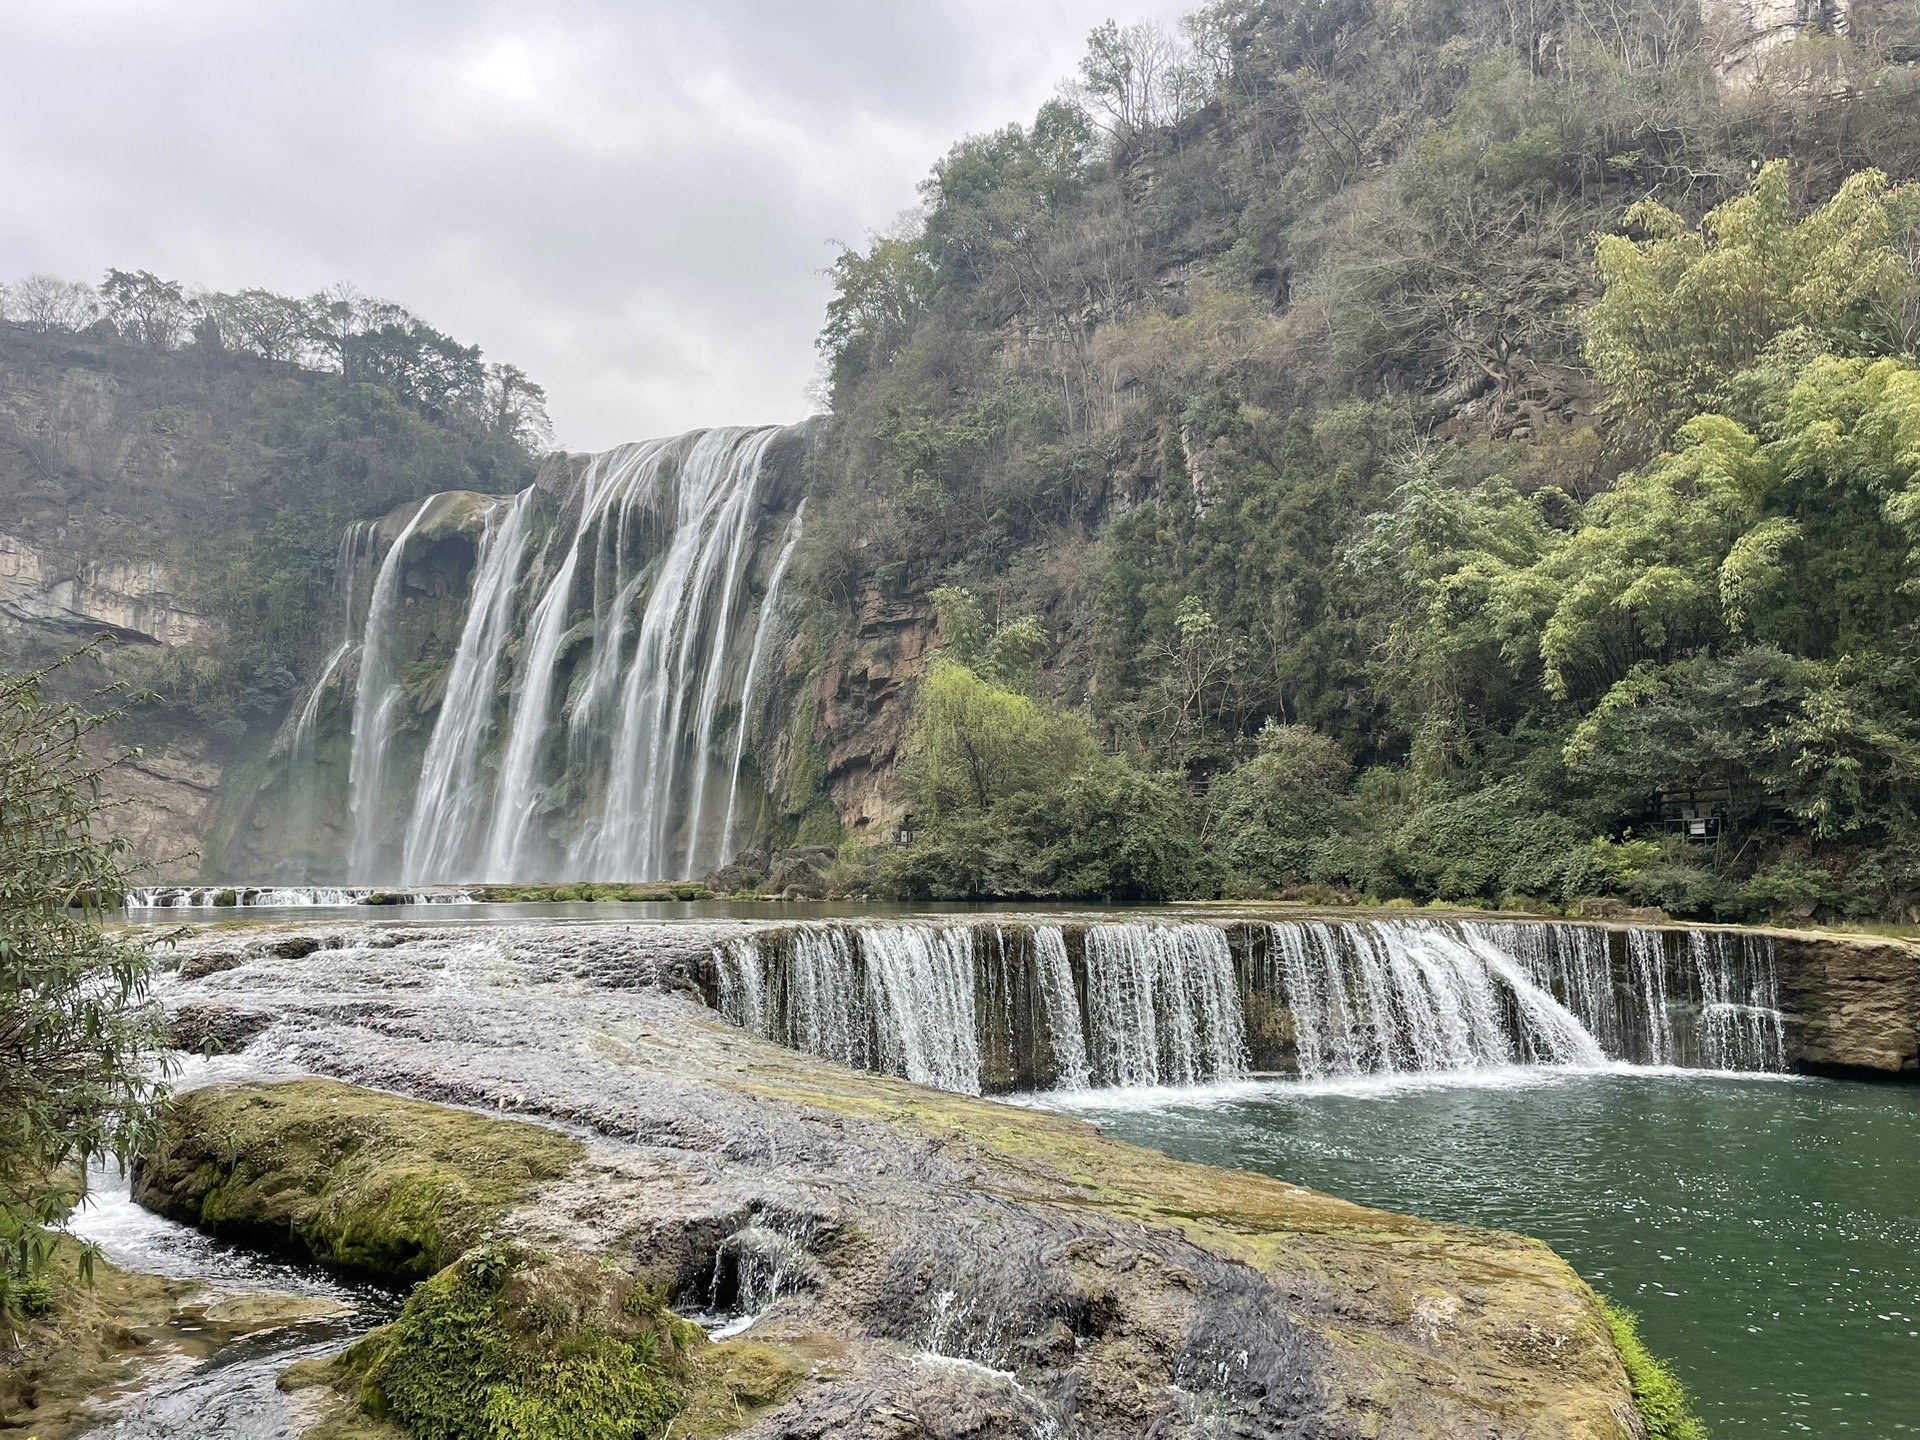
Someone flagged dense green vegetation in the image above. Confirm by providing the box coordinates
[0,648,165,1316]
[816,0,1920,920]
[0,271,548,742]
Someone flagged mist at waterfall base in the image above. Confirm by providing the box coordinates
[279,423,807,886]
[1057,1073,1920,1437]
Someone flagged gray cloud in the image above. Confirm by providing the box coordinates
[0,0,1190,450]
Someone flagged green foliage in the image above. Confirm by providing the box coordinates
[1207,722,1350,889]
[1588,162,1920,439]
[353,1244,689,1440]
[0,648,166,1317]
[889,654,1206,901]
[908,656,1089,818]
[1599,1297,1710,1440]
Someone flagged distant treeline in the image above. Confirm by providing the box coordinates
[0,268,549,448]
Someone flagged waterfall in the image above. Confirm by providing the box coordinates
[712,917,1789,1096]
[1689,930,1786,1071]
[1032,927,1091,1090]
[346,502,429,880]
[1082,924,1247,1087]
[1625,928,1673,1066]
[401,492,536,883]
[285,522,373,879]
[721,499,805,860]
[471,427,800,881]
[581,428,782,879]
[861,925,982,1093]
[123,886,472,908]
[309,424,803,883]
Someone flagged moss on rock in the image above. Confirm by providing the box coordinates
[1600,1298,1709,1440]
[134,1080,583,1280]
[0,1238,190,1440]
[343,1244,697,1440]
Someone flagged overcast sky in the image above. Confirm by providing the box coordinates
[0,0,1191,451]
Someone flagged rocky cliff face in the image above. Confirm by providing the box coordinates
[1773,927,1920,1077]
[0,326,305,878]
[796,585,933,842]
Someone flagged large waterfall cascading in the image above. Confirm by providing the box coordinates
[306,424,803,882]
[714,917,1790,1096]
[346,501,429,881]
[485,427,799,881]
[401,491,536,883]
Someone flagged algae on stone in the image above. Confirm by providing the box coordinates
[134,1080,583,1280]
[0,1238,189,1440]
[1601,1298,1710,1440]
[344,1244,696,1440]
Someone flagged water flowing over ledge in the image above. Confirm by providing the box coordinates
[262,422,809,885]
[124,886,474,908]
[713,915,1787,1095]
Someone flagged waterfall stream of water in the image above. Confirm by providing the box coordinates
[345,502,429,881]
[401,491,536,883]
[714,917,1790,1096]
[308,425,803,882]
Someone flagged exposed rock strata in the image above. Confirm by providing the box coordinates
[149,921,1645,1439]
[1771,928,1920,1077]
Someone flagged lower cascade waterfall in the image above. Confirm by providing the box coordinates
[713,917,1788,1095]
[123,886,473,908]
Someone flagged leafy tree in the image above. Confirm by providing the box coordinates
[0,650,166,1315]
[1586,163,1920,439]
[820,229,937,398]
[1208,722,1350,888]
[906,657,1087,818]
[101,268,191,350]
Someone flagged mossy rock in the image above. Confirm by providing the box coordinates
[343,1244,698,1440]
[1601,1298,1709,1440]
[134,1080,583,1281]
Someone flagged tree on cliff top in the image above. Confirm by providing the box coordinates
[0,649,166,1316]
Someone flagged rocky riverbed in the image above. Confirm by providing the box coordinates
[74,918,1660,1439]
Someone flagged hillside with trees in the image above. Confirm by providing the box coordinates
[807,0,1920,922]
[0,271,548,867]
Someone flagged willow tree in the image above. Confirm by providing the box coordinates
[0,652,165,1315]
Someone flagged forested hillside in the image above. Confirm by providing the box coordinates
[806,0,1920,922]
[0,273,546,865]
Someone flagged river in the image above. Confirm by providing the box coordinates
[1040,1068,1920,1437]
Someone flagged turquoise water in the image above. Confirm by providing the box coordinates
[1047,1071,1920,1437]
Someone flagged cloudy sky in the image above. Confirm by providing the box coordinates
[0,0,1190,450]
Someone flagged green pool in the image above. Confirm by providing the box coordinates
[1044,1070,1920,1436]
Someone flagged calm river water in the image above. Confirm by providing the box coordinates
[1046,1070,1920,1437]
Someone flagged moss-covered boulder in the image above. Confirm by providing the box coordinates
[343,1244,701,1440]
[133,1080,583,1280]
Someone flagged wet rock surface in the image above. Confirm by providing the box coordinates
[149,920,1641,1439]
[1770,929,1920,1077]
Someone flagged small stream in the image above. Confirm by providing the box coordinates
[63,1168,394,1440]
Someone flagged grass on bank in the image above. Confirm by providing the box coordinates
[1600,1298,1710,1440]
